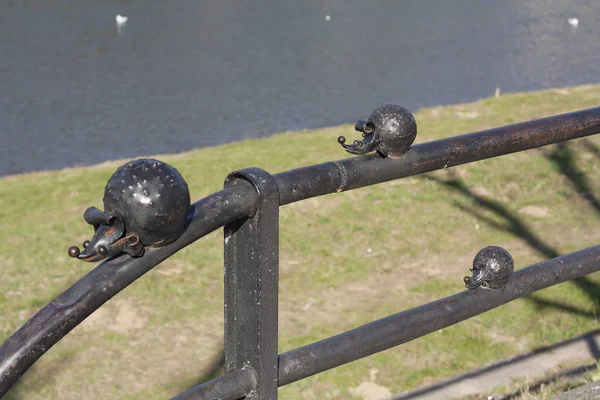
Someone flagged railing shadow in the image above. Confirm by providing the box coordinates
[2,388,23,400]
[582,139,600,159]
[537,140,600,314]
[497,328,600,400]
[199,348,225,383]
[182,347,225,394]
[425,168,600,318]
[425,172,559,258]
[544,141,600,213]
[497,362,598,400]
[3,388,23,400]
[400,167,600,399]
[2,350,79,400]
[391,329,600,400]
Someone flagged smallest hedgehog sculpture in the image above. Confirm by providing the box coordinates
[68,158,191,262]
[464,246,514,290]
[338,104,417,158]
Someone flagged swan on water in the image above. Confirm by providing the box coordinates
[116,14,128,35]
[116,15,128,26]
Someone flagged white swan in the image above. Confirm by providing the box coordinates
[116,15,128,26]
[116,15,128,35]
[568,17,579,27]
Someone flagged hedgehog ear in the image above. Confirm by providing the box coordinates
[83,207,113,228]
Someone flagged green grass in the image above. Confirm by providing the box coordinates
[2,84,600,399]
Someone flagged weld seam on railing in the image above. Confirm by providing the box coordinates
[1,107,600,397]
[277,244,600,386]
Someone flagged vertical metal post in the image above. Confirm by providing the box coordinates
[223,168,279,400]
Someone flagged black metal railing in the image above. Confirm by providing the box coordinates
[1,105,600,399]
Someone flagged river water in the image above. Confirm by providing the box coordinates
[1,0,599,176]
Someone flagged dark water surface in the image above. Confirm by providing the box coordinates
[1,0,599,176]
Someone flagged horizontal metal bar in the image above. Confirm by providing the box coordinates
[1,106,600,397]
[276,106,600,203]
[277,244,600,386]
[170,367,256,400]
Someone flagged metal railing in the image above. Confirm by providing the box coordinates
[1,105,600,399]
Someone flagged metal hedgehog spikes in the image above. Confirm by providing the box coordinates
[68,158,191,262]
[464,246,514,290]
[338,104,417,158]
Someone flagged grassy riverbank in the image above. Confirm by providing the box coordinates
[2,84,600,399]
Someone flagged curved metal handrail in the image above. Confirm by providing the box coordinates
[1,107,600,397]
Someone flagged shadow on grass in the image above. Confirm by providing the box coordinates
[426,166,600,320]
[174,346,225,397]
[537,141,600,315]
[425,173,560,259]
[196,347,225,383]
[2,350,79,400]
[398,164,600,400]
[496,362,598,400]
[544,141,600,213]
[4,345,225,400]
[582,139,600,160]
[3,388,24,400]
[392,330,600,400]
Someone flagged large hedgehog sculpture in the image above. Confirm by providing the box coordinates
[68,158,191,262]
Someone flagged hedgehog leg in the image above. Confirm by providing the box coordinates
[123,235,144,257]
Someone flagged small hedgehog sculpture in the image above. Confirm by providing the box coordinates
[338,104,417,158]
[68,158,191,262]
[464,246,514,290]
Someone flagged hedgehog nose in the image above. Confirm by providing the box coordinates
[68,246,80,258]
